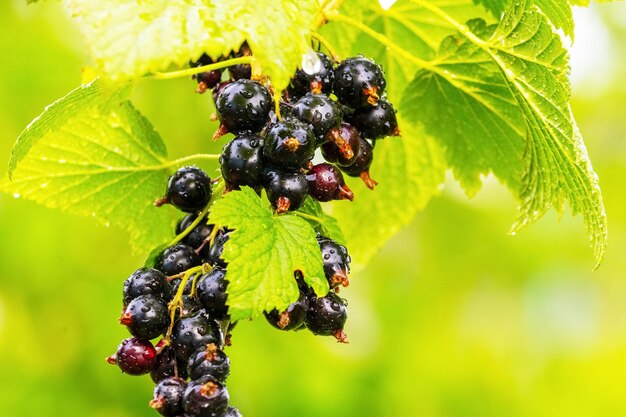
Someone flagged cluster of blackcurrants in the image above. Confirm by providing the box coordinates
[192,46,399,212]
[108,162,352,417]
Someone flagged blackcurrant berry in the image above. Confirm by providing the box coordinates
[196,267,229,319]
[183,375,230,417]
[107,337,157,376]
[263,168,309,213]
[123,268,171,306]
[318,236,351,288]
[212,81,231,106]
[171,310,223,362]
[333,56,386,108]
[289,52,335,97]
[224,407,243,417]
[305,292,348,343]
[188,343,231,382]
[306,163,354,202]
[119,295,170,340]
[214,80,271,139]
[150,346,189,383]
[156,166,212,213]
[340,136,377,189]
[206,229,231,268]
[219,134,265,191]
[320,123,361,165]
[150,377,187,417]
[183,218,215,256]
[191,54,223,94]
[292,93,343,143]
[228,41,252,81]
[349,98,400,140]
[155,243,202,276]
[263,119,316,170]
[264,291,308,331]
[176,213,198,235]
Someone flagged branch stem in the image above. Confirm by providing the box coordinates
[149,56,254,80]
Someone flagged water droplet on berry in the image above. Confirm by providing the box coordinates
[301,49,322,75]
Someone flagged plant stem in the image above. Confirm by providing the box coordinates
[149,56,254,81]
[164,264,212,339]
[311,32,340,61]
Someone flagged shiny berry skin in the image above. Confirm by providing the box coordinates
[150,377,187,417]
[320,123,361,166]
[184,219,215,255]
[171,310,223,362]
[306,163,354,202]
[219,134,265,191]
[155,244,202,276]
[263,119,316,170]
[206,229,231,268]
[123,268,171,306]
[333,57,386,108]
[289,52,335,97]
[107,337,157,376]
[158,166,212,213]
[292,93,343,142]
[264,291,308,331]
[196,267,229,318]
[263,168,309,213]
[183,375,230,417]
[176,213,199,235]
[195,70,222,91]
[305,292,348,342]
[212,81,231,105]
[120,295,170,340]
[228,41,252,81]
[318,236,351,288]
[339,136,377,189]
[224,407,243,417]
[215,80,271,137]
[349,98,399,140]
[188,343,231,382]
[150,346,189,383]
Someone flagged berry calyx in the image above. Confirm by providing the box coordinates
[263,119,316,170]
[214,79,271,139]
[305,292,348,343]
[123,268,171,306]
[349,98,400,140]
[306,163,354,202]
[149,376,187,417]
[318,236,351,288]
[289,52,335,97]
[196,267,229,319]
[155,166,212,213]
[340,137,377,189]
[219,134,265,191]
[183,375,230,417]
[187,343,231,382]
[171,310,223,362]
[320,123,361,166]
[263,168,309,213]
[264,291,308,331]
[120,295,171,340]
[155,243,202,276]
[107,337,157,376]
[333,56,386,108]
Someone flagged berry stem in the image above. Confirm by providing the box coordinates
[311,31,340,61]
[149,56,254,81]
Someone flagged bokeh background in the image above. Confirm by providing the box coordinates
[1,1,626,416]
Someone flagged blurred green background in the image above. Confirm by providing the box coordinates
[1,2,626,416]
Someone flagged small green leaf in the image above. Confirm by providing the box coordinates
[0,87,175,253]
[209,187,328,321]
[296,198,347,246]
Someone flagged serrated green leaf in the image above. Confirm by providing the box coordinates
[534,0,574,39]
[296,197,347,246]
[208,187,328,321]
[63,0,321,90]
[0,90,175,254]
[473,0,507,17]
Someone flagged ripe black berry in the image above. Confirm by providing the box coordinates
[349,98,400,140]
[333,56,386,108]
[184,218,215,256]
[156,166,212,213]
[206,229,231,268]
[212,81,231,106]
[264,292,308,331]
[176,213,198,235]
[318,236,351,288]
[219,134,265,191]
[150,345,189,383]
[190,54,223,94]
[171,310,223,362]
[150,377,187,417]
[214,80,271,139]
[306,163,354,202]
[263,168,309,213]
[305,292,348,343]
[183,375,230,417]
[320,122,361,165]
[225,407,243,417]
[292,93,343,143]
[289,52,335,97]
[107,337,157,376]
[188,343,231,382]
[228,41,252,81]
[263,119,316,170]
[123,268,171,306]
[340,136,377,189]
[155,243,202,276]
[196,267,229,319]
[119,295,170,340]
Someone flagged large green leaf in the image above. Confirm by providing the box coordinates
[63,0,322,90]
[0,84,175,253]
[209,187,328,321]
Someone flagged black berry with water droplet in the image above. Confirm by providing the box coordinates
[123,268,171,306]
[119,295,170,340]
[150,345,189,383]
[263,119,316,170]
[305,292,348,342]
[183,218,215,256]
[220,134,265,191]
[292,93,343,143]
[289,52,335,97]
[320,122,361,166]
[214,80,271,138]
[155,243,202,276]
[306,163,354,202]
[340,136,377,189]
[150,376,187,417]
[264,291,308,331]
[157,166,212,213]
[318,236,351,288]
[263,168,309,213]
[333,56,386,108]
[107,337,157,376]
[183,375,230,417]
[349,98,400,139]
[191,54,223,93]
[228,41,252,81]
[196,266,229,319]
[206,229,231,268]
[224,407,243,417]
[171,310,223,362]
[188,343,231,382]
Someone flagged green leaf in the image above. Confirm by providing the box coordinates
[0,86,175,253]
[534,0,574,39]
[473,0,507,17]
[296,197,347,246]
[64,0,321,90]
[208,187,328,321]
[402,0,606,263]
